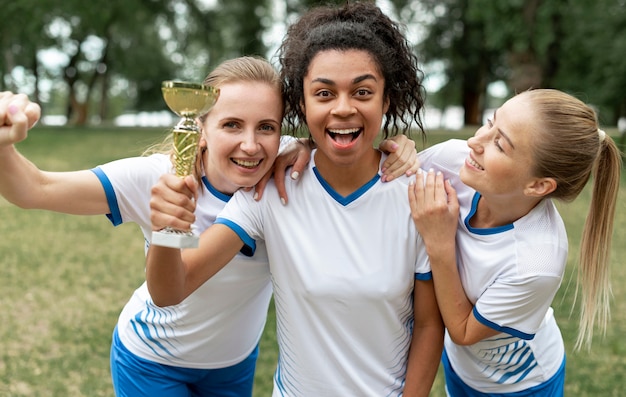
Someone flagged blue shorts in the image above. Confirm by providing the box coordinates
[442,348,566,397]
[110,327,259,397]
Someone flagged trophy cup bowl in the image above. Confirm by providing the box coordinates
[151,81,220,249]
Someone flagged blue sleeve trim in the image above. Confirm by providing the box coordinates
[91,168,123,226]
[415,271,432,281]
[473,307,535,340]
[214,217,256,257]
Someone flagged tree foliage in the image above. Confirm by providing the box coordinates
[419,0,626,124]
[1,0,270,125]
[1,0,624,126]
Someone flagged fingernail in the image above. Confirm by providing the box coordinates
[417,168,422,174]
[280,197,286,206]
[253,192,259,201]
[8,105,18,115]
[391,142,399,149]
[291,171,299,180]
[381,175,387,182]
[428,168,434,173]
[409,179,414,186]
[381,167,387,173]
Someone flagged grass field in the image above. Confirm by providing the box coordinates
[0,126,624,396]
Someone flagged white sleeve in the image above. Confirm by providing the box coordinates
[278,135,299,154]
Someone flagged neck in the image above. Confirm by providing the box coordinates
[313,149,381,196]
[471,194,542,228]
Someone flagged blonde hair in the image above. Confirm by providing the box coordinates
[145,56,283,184]
[524,89,622,350]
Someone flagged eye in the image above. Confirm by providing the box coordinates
[258,123,278,134]
[315,89,333,98]
[223,121,239,129]
[355,88,371,97]
[494,135,504,152]
[486,118,493,128]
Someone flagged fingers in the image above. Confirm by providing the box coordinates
[379,135,417,182]
[410,169,445,211]
[24,102,41,129]
[254,168,272,201]
[433,169,447,204]
[444,179,460,213]
[408,168,426,212]
[150,174,197,231]
[0,92,41,146]
[379,137,399,156]
[258,138,310,205]
[290,143,309,180]
[410,169,458,245]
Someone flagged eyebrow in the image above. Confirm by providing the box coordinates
[311,74,378,85]
[220,117,280,125]
[493,108,515,149]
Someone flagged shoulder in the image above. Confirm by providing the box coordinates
[418,139,468,173]
[419,139,468,159]
[512,201,568,277]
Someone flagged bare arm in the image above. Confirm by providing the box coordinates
[409,169,499,346]
[146,174,245,306]
[0,92,109,214]
[403,278,444,396]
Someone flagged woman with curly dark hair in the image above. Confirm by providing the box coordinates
[146,2,443,396]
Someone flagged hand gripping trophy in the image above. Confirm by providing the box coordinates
[151,81,219,249]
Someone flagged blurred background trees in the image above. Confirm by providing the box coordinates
[1,0,624,127]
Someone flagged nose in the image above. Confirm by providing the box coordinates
[467,126,488,153]
[240,130,259,154]
[330,94,356,117]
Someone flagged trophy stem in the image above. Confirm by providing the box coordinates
[172,129,200,177]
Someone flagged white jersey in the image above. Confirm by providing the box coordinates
[92,154,272,368]
[216,150,431,396]
[419,140,567,394]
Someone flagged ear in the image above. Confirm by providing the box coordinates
[524,177,557,198]
[383,95,390,114]
[199,136,208,152]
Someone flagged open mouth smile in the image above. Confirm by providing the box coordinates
[328,128,362,144]
[231,159,262,169]
[467,156,484,170]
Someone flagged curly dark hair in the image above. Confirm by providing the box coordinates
[277,1,426,141]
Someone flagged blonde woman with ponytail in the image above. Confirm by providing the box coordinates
[410,88,621,396]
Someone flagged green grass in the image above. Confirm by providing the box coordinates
[0,126,624,396]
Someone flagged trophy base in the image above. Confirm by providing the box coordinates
[151,229,199,249]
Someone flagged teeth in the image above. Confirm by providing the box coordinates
[468,157,484,170]
[232,159,261,168]
[328,128,360,134]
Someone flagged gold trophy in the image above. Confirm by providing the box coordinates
[151,81,219,249]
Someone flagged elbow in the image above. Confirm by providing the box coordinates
[3,195,35,209]
[14,200,38,210]
[449,335,474,346]
[446,329,478,346]
[147,286,186,307]
[150,296,183,308]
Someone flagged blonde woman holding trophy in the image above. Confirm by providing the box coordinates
[0,57,418,396]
